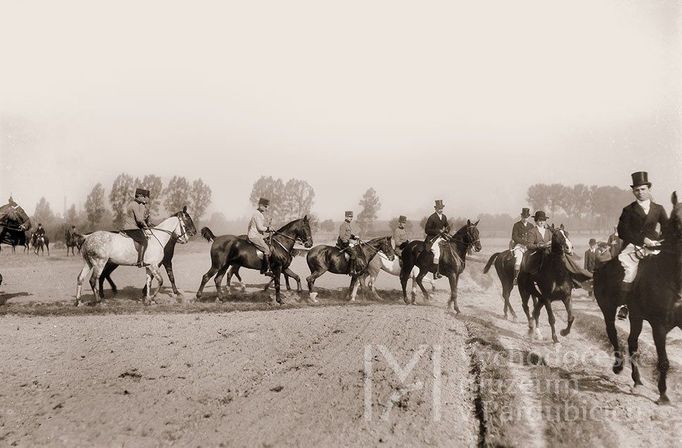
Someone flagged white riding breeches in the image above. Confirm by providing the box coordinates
[617,243,659,283]
[512,244,527,269]
[432,237,442,263]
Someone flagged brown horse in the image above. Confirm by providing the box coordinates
[305,236,395,302]
[594,192,682,404]
[196,216,313,304]
[400,220,481,312]
[483,250,526,321]
[65,230,85,256]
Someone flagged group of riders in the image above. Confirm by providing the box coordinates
[1,171,673,317]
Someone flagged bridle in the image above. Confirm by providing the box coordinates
[151,215,189,244]
[270,222,313,255]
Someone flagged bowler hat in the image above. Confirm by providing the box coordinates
[434,200,444,209]
[258,198,270,207]
[398,215,407,223]
[589,238,596,245]
[521,208,530,218]
[345,211,353,218]
[533,211,548,221]
[630,171,651,188]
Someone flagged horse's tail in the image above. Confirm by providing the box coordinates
[483,252,501,274]
[201,227,216,242]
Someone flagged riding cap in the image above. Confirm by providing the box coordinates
[520,208,530,218]
[258,198,270,207]
[434,200,444,209]
[345,211,353,218]
[630,171,651,188]
[589,238,596,245]
[533,211,548,221]
[135,188,150,197]
[399,215,407,223]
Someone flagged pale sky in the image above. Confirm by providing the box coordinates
[1,0,680,221]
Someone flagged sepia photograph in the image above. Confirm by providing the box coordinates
[1,0,681,446]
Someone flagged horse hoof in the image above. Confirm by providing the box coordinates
[656,395,671,405]
[309,292,318,302]
[612,364,624,375]
[560,329,570,337]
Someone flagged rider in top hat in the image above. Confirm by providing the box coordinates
[248,198,273,276]
[124,188,151,267]
[424,200,450,279]
[337,211,363,275]
[615,171,668,319]
[393,215,409,258]
[510,207,534,284]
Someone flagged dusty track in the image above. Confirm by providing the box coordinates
[2,243,682,446]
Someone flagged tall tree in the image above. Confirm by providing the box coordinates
[33,197,54,226]
[281,179,315,221]
[189,178,212,223]
[163,176,190,213]
[249,176,286,224]
[66,204,78,225]
[109,173,135,228]
[357,188,381,234]
[85,183,106,229]
[388,216,414,232]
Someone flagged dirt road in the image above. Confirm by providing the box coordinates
[2,243,682,447]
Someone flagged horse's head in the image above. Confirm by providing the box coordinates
[668,191,682,241]
[295,215,314,248]
[465,219,482,253]
[174,206,197,243]
[377,236,395,261]
[550,224,573,255]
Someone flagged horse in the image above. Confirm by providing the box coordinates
[75,207,195,306]
[65,230,85,256]
[483,250,527,321]
[0,229,30,254]
[198,231,303,296]
[32,234,50,256]
[306,236,395,303]
[594,192,682,404]
[360,249,437,301]
[0,202,32,254]
[196,216,313,304]
[400,220,481,312]
[97,234,181,298]
[518,224,591,343]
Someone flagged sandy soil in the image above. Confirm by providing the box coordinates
[1,239,682,447]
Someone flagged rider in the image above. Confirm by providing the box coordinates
[393,215,409,258]
[424,200,450,279]
[337,211,363,275]
[615,171,668,320]
[124,188,151,267]
[33,223,46,244]
[247,198,273,277]
[67,225,78,239]
[526,211,552,250]
[510,207,534,284]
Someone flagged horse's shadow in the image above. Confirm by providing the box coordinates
[0,291,31,305]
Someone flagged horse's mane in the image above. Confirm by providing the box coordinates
[276,216,307,233]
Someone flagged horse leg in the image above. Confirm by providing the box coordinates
[628,316,644,388]
[520,288,533,328]
[273,267,283,304]
[284,273,292,291]
[75,263,93,306]
[164,261,180,296]
[214,265,231,301]
[349,276,360,302]
[544,300,559,343]
[604,315,623,374]
[284,268,302,292]
[88,261,107,305]
[447,274,460,313]
[560,297,574,337]
[306,269,326,303]
[196,265,219,300]
[368,272,382,301]
[652,324,671,404]
[149,266,163,301]
[529,299,544,340]
[415,267,430,303]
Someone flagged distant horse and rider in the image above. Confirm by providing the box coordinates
[65,227,85,256]
[0,197,32,255]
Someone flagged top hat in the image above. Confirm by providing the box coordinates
[398,215,407,223]
[533,211,548,221]
[258,198,270,207]
[345,211,353,218]
[135,188,150,197]
[434,200,445,209]
[630,171,651,188]
[589,238,597,245]
[521,207,530,218]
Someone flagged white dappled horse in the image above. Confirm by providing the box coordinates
[75,207,195,305]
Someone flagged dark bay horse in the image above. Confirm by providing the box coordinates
[483,250,524,321]
[519,225,591,343]
[594,192,682,404]
[1,229,30,254]
[400,220,481,312]
[0,202,32,254]
[97,235,181,298]
[196,216,313,304]
[305,236,395,302]
[65,230,85,256]
[32,234,50,256]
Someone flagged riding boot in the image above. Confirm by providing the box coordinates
[616,281,632,320]
[262,255,273,277]
[136,247,147,268]
[433,263,442,280]
[513,268,520,285]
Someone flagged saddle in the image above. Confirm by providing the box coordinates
[520,250,545,276]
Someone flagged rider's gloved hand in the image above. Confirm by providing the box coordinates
[643,237,659,247]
